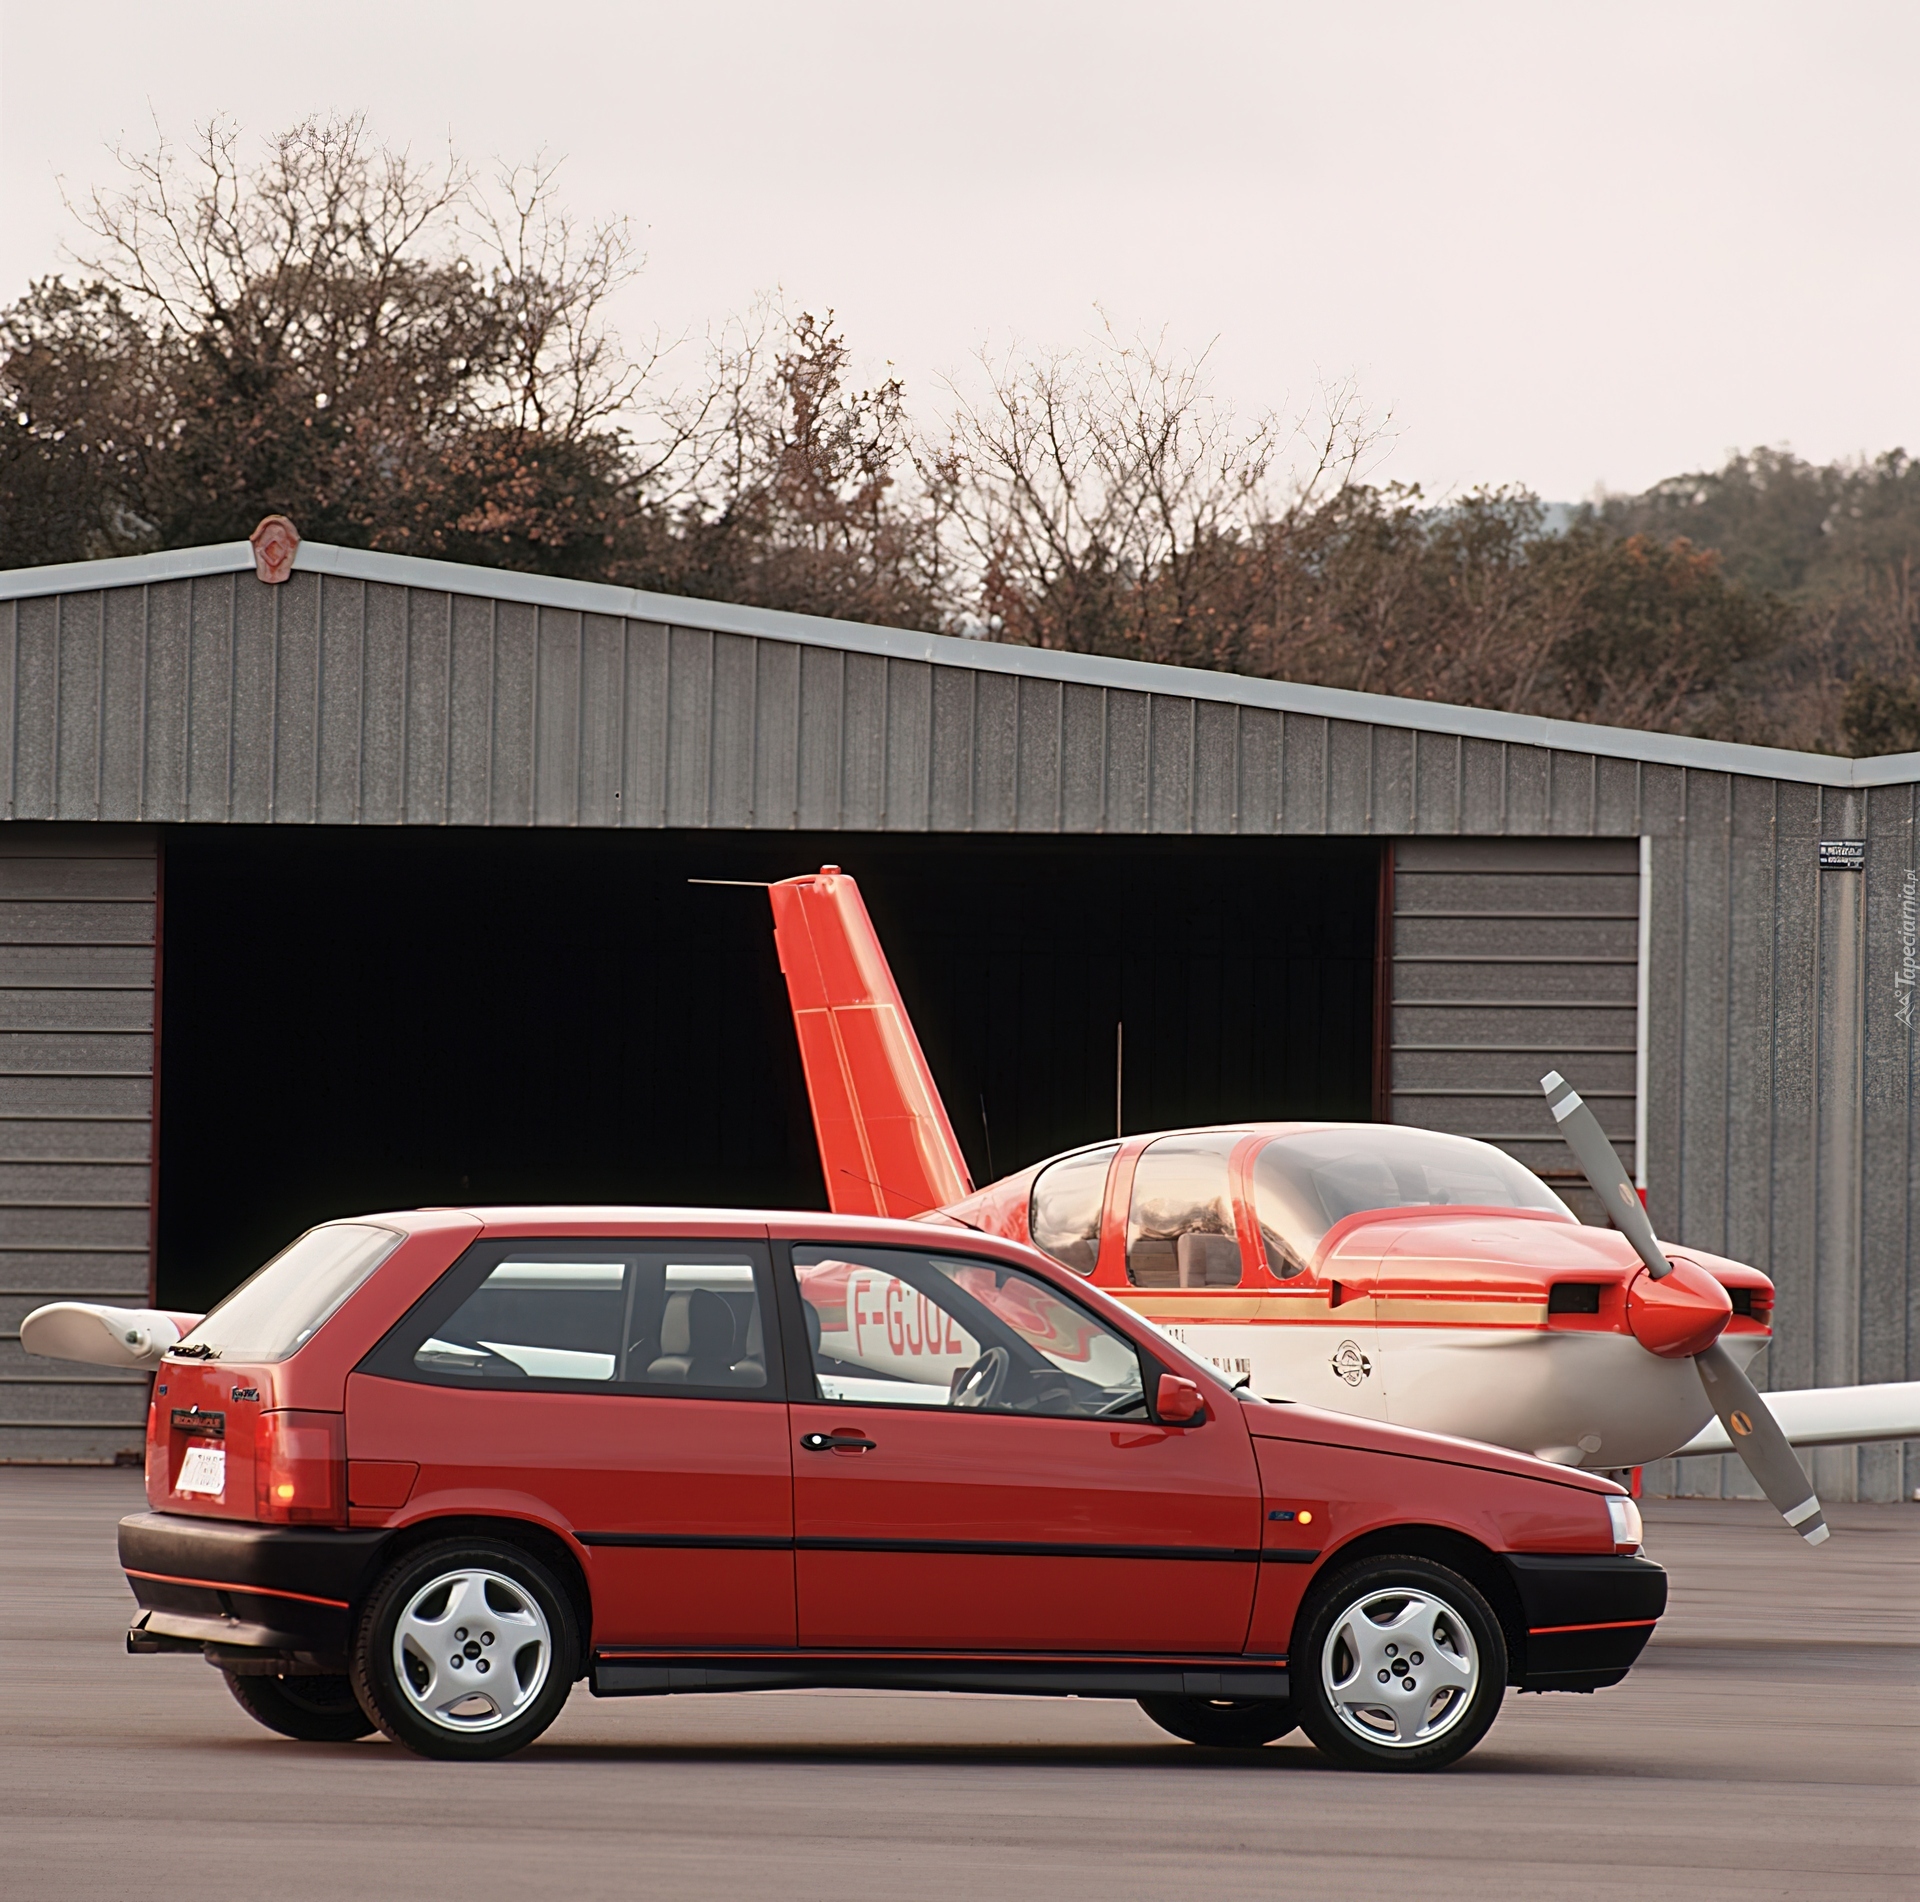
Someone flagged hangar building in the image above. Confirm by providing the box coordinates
[2,537,1915,1501]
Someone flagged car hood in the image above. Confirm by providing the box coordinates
[1237,1395,1619,1492]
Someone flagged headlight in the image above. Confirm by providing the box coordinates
[1606,1495,1643,1551]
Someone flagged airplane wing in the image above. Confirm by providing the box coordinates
[20,1302,202,1367]
[1673,1380,1920,1456]
[768,867,974,1219]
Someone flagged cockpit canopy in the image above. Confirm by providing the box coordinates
[1026,1122,1575,1285]
[1253,1125,1572,1276]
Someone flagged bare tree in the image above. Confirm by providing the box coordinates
[623,301,948,628]
[26,113,656,569]
[930,322,1380,664]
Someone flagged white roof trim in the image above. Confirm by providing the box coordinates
[4,538,1916,791]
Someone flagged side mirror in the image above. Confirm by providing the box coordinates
[1155,1373,1207,1425]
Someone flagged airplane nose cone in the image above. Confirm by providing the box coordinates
[1625,1256,1733,1358]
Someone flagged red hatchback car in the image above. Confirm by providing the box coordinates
[122,1207,1665,1769]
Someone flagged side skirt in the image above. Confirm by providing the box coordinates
[590,1650,1291,1704]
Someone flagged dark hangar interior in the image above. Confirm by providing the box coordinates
[156,828,1379,1311]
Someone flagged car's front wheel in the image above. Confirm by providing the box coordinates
[351,1539,578,1760]
[1137,1695,1298,1748]
[223,1668,375,1742]
[1292,1554,1506,1772]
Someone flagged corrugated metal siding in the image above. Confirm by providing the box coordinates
[0,826,154,1462]
[1638,782,1919,1505]
[1389,838,1641,1224]
[5,574,1672,840]
[0,564,1912,1497]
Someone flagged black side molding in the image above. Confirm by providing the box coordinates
[579,1531,1273,1563]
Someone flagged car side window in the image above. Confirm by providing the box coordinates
[1028,1145,1118,1273]
[790,1245,1146,1419]
[1126,1133,1244,1287]
[363,1241,777,1397]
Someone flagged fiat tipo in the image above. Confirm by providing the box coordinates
[121,1208,1665,1768]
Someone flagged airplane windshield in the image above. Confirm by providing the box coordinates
[1252,1128,1572,1277]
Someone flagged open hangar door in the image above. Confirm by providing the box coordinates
[155,829,1380,1311]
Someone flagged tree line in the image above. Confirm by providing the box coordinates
[5,117,1917,754]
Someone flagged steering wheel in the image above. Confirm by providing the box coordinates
[1094,1386,1149,1418]
[951,1345,1011,1410]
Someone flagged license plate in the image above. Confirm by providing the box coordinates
[176,1443,226,1496]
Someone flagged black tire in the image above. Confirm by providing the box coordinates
[223,1669,375,1742]
[1292,1554,1506,1772]
[351,1538,579,1761]
[1137,1695,1298,1748]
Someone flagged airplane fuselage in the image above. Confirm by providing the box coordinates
[939,1126,1774,1471]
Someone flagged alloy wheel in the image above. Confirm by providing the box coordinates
[391,1567,552,1734]
[1319,1585,1480,1749]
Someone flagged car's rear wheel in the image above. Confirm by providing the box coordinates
[351,1539,578,1760]
[1136,1695,1298,1748]
[1293,1554,1506,1772]
[222,1668,375,1742]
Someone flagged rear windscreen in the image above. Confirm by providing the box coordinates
[176,1224,403,1362]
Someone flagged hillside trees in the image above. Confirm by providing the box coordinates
[4,116,1917,752]
[936,354,1787,734]
[1592,450,1920,750]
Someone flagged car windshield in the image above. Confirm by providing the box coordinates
[1252,1128,1571,1276]
[176,1223,403,1362]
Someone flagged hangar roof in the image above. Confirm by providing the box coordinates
[3,537,1916,793]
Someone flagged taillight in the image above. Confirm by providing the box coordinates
[144,1388,165,1506]
[253,1410,346,1525]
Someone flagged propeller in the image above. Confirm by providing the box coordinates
[1541,1071,1829,1546]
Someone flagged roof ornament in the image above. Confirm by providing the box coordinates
[249,516,300,584]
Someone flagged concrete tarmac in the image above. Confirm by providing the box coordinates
[2,1469,1914,1901]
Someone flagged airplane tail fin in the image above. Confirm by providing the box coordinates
[769,866,974,1217]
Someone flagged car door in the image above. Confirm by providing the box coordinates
[350,1233,794,1648]
[780,1239,1262,1656]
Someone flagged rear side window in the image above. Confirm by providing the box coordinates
[361,1241,778,1397]
[177,1224,403,1363]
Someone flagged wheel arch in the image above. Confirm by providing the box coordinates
[369,1515,594,1679]
[1304,1524,1530,1686]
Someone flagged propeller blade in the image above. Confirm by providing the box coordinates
[1695,1341,1830,1544]
[1542,1070,1829,1546]
[1540,1071,1670,1279]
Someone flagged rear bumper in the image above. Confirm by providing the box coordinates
[1504,1552,1667,1692]
[119,1511,390,1665]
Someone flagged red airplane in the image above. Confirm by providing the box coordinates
[763,864,1920,1543]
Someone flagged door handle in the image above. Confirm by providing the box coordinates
[800,1431,877,1452]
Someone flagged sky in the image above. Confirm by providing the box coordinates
[2,0,1916,502]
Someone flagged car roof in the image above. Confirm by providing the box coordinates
[355,1206,1024,1249]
